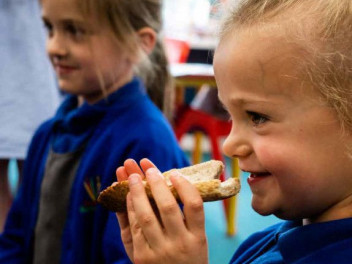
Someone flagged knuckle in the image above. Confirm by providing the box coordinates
[187,199,204,212]
[176,235,207,255]
[139,212,154,227]
[120,229,132,244]
[133,256,147,264]
[160,201,179,215]
[176,240,193,255]
[131,221,142,234]
[121,235,133,246]
[194,234,208,247]
[134,252,155,264]
[161,242,180,259]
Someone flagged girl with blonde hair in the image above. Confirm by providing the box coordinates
[0,0,188,263]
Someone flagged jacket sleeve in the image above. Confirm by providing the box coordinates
[0,181,31,263]
[102,212,133,264]
[0,121,53,263]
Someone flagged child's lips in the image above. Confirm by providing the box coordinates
[250,172,271,177]
[55,64,78,75]
[247,172,272,185]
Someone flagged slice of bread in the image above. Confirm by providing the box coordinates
[97,160,241,212]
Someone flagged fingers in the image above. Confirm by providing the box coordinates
[128,173,164,248]
[140,158,157,172]
[116,211,134,260]
[145,168,188,237]
[124,160,207,264]
[125,193,148,251]
[116,159,147,182]
[117,158,155,182]
[116,166,128,182]
[124,159,145,179]
[170,172,205,236]
[116,211,130,230]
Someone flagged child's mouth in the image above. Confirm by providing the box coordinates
[247,172,272,185]
[53,63,79,76]
[250,172,271,177]
[56,65,77,74]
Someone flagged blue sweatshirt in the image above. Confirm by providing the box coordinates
[0,78,189,264]
[230,218,352,264]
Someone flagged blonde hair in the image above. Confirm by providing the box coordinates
[77,0,174,120]
[220,0,352,131]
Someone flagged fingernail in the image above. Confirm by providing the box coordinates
[146,168,162,181]
[170,171,181,178]
[128,174,140,186]
[125,159,136,166]
[170,171,188,182]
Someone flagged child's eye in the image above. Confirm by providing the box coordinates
[65,23,86,38]
[43,21,53,37]
[246,111,269,126]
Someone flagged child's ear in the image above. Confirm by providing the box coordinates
[137,27,157,55]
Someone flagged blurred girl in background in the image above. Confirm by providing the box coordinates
[0,0,188,263]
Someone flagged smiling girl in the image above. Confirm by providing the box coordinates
[0,0,188,263]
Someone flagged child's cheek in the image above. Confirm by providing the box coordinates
[255,142,293,175]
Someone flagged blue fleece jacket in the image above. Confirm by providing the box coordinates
[0,78,189,264]
[230,218,352,264]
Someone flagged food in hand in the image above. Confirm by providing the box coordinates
[97,160,241,212]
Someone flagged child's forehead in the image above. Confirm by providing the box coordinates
[42,0,104,28]
[41,0,86,17]
[42,0,79,11]
[215,26,307,76]
[214,26,317,101]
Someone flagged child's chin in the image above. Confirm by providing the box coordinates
[251,201,273,216]
[251,198,284,217]
[58,85,81,96]
[253,208,273,217]
[58,83,73,93]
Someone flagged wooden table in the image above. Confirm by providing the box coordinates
[170,63,216,107]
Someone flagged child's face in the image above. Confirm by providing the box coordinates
[41,0,135,104]
[214,27,352,222]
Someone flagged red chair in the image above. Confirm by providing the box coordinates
[165,38,240,235]
[174,105,240,236]
[164,38,190,63]
[175,108,230,166]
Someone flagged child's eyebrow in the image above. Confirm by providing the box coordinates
[61,19,86,27]
[222,96,285,109]
[41,16,86,27]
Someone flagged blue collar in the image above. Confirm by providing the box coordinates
[277,218,352,262]
[51,77,145,153]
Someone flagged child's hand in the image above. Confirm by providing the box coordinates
[115,158,209,264]
[115,158,151,261]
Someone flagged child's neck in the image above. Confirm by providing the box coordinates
[78,97,84,106]
[78,72,134,105]
[304,194,352,225]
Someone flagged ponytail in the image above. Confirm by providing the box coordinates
[138,38,174,122]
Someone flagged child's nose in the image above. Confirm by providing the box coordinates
[46,33,67,58]
[222,125,252,159]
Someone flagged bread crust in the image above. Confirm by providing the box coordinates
[97,160,241,212]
